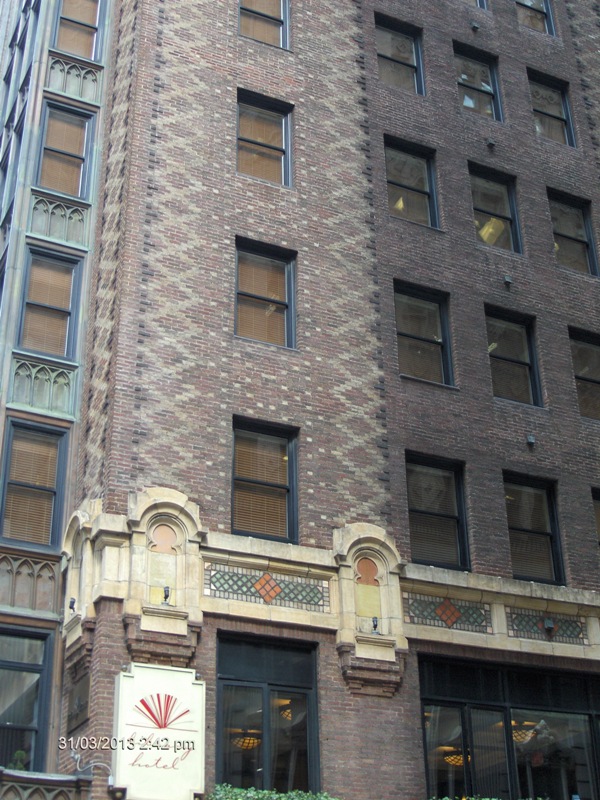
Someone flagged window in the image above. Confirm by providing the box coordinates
[504,476,561,583]
[406,456,468,569]
[516,0,553,33]
[19,251,79,359]
[454,49,500,119]
[233,422,296,541]
[549,194,596,274]
[239,0,286,47]
[237,95,291,185]
[486,311,540,405]
[529,77,573,145]
[0,422,67,547]
[375,20,423,94]
[466,0,486,6]
[593,489,600,545]
[55,0,100,60]
[470,169,520,252]
[218,637,319,791]
[394,286,452,384]
[236,243,294,347]
[385,144,437,226]
[421,659,598,800]
[38,106,93,198]
[570,331,600,420]
[0,630,51,772]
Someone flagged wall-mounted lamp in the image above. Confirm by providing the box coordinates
[527,434,536,448]
[544,617,555,637]
[504,274,513,289]
[470,20,480,30]
[163,586,170,604]
[69,597,76,613]
[486,138,496,150]
[372,616,379,634]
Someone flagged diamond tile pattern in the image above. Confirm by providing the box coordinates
[405,592,491,633]
[205,562,329,611]
[507,607,588,644]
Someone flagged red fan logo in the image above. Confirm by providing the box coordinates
[134,694,192,730]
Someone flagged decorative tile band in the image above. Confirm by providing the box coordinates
[506,607,588,644]
[404,592,492,633]
[204,562,330,612]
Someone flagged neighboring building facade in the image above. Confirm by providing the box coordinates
[0,0,600,799]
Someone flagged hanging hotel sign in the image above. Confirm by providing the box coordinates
[113,663,205,800]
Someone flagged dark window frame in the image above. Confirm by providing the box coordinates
[528,72,574,146]
[17,248,82,361]
[593,488,600,546]
[216,635,320,792]
[569,328,600,421]
[406,452,470,571]
[485,307,541,406]
[548,190,597,275]
[0,419,68,551]
[237,91,292,187]
[239,0,288,48]
[394,282,453,385]
[0,626,53,773]
[54,0,103,62]
[470,165,521,253]
[36,102,95,199]
[385,138,438,228]
[454,43,502,121]
[374,15,425,95]
[503,472,563,585]
[516,0,554,34]
[235,238,295,348]
[232,418,298,543]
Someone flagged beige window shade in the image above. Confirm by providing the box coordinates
[22,260,72,356]
[4,430,59,546]
[505,482,555,580]
[40,110,87,196]
[237,252,287,345]
[238,105,285,183]
[234,430,289,537]
[240,11,281,46]
[409,512,459,565]
[46,110,86,155]
[57,19,96,58]
[63,0,99,25]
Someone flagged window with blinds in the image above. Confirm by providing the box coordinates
[486,313,539,405]
[20,255,75,358]
[406,459,468,568]
[504,479,560,583]
[56,0,100,60]
[239,0,286,48]
[2,426,64,547]
[39,107,91,198]
[233,427,295,540]
[237,97,291,185]
[236,247,294,347]
[395,288,451,384]
[570,333,600,420]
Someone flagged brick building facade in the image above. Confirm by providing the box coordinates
[1,0,600,799]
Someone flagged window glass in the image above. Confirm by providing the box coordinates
[238,104,287,184]
[56,0,99,59]
[237,250,290,346]
[233,429,291,539]
[504,482,557,582]
[240,0,284,47]
[516,0,549,33]
[40,108,89,197]
[376,26,420,93]
[570,337,600,419]
[530,81,569,144]
[471,174,516,251]
[395,293,448,383]
[550,199,593,274]
[486,316,536,405]
[407,462,463,567]
[3,428,60,546]
[456,55,497,118]
[22,256,73,356]
[424,705,467,798]
[385,147,434,226]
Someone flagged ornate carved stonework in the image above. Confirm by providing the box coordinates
[337,642,405,697]
[123,614,202,668]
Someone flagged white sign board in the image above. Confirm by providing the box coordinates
[113,663,205,800]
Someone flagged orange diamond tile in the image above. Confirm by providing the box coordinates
[435,598,462,627]
[254,573,283,604]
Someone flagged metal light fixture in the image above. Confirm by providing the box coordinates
[231,731,262,750]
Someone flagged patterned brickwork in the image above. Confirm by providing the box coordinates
[404,592,492,633]
[205,562,330,612]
